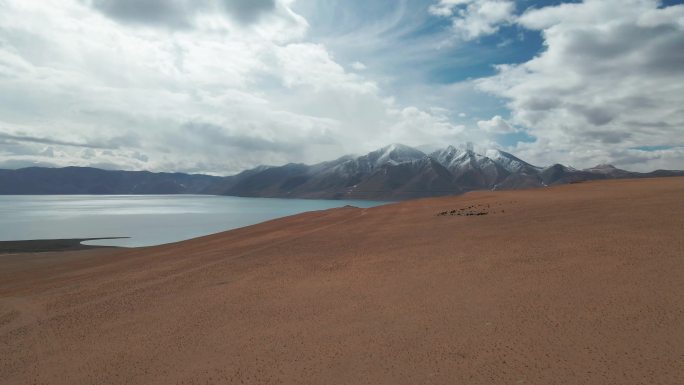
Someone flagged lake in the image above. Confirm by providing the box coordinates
[0,195,388,247]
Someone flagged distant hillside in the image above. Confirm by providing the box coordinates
[1,144,682,199]
[0,167,225,195]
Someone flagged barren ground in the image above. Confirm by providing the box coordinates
[1,177,683,384]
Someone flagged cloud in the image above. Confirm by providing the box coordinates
[477,115,517,133]
[476,0,684,170]
[221,0,276,24]
[429,0,471,17]
[0,159,59,169]
[0,0,469,174]
[180,122,301,153]
[351,61,367,71]
[2,0,682,174]
[0,132,127,149]
[86,0,286,28]
[87,0,199,28]
[39,147,55,158]
[429,0,516,40]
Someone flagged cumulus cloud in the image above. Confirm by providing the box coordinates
[3,0,682,174]
[476,0,684,170]
[477,115,517,134]
[351,61,367,71]
[0,0,468,174]
[429,0,468,17]
[429,0,516,40]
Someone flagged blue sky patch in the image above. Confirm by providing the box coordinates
[497,131,538,148]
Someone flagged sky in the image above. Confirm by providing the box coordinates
[0,0,683,174]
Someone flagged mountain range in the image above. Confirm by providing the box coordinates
[1,144,682,199]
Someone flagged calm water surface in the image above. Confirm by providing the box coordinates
[0,195,387,247]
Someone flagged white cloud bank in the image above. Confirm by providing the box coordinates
[1,0,683,174]
[474,0,684,171]
[477,115,516,134]
[0,0,467,174]
[429,0,516,40]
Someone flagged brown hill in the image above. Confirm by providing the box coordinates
[1,177,683,384]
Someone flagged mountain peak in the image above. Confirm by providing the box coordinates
[429,145,465,165]
[592,164,617,169]
[484,148,505,157]
[368,144,425,166]
[484,149,540,173]
[381,143,421,153]
[583,163,631,176]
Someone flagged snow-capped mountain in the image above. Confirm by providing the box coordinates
[365,143,427,167]
[213,143,682,199]
[430,146,508,189]
[322,144,427,179]
[484,149,541,174]
[2,144,682,198]
[224,144,457,200]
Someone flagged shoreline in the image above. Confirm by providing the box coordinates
[0,237,127,254]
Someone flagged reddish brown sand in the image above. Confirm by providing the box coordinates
[1,178,683,385]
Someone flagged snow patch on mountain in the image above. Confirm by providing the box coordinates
[485,149,541,173]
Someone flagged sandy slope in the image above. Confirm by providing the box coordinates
[1,177,683,385]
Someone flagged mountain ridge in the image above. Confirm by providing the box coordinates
[1,144,683,199]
